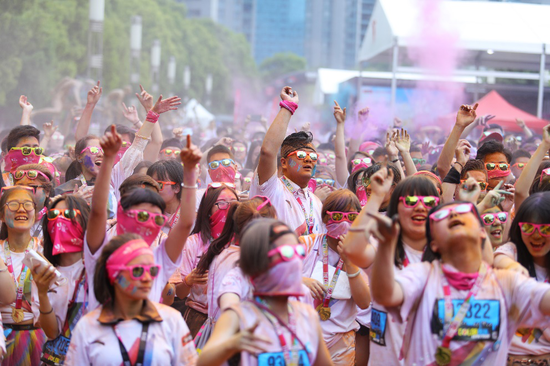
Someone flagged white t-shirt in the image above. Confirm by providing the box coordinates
[64,302,198,366]
[178,233,209,313]
[250,172,326,235]
[391,261,550,365]
[495,242,550,355]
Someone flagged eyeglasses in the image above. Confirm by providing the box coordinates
[47,209,81,220]
[13,170,50,181]
[5,200,35,212]
[429,203,474,222]
[10,147,44,156]
[109,264,162,281]
[540,168,550,184]
[326,211,359,222]
[412,158,426,165]
[286,150,318,161]
[160,149,180,156]
[157,181,176,190]
[485,163,509,171]
[481,212,508,226]
[233,146,246,152]
[460,180,488,191]
[352,157,372,167]
[313,178,335,187]
[400,196,440,209]
[208,159,235,170]
[214,199,237,210]
[80,146,103,155]
[519,222,550,237]
[268,244,306,267]
[124,210,167,226]
[512,163,526,170]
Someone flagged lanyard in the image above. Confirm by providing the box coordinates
[321,236,344,308]
[62,267,88,335]
[113,322,150,366]
[167,204,181,229]
[254,297,300,366]
[281,176,314,235]
[3,240,33,310]
[440,263,487,349]
[36,207,47,221]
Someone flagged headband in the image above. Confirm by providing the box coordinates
[414,171,442,185]
[106,239,154,283]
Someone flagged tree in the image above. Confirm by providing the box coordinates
[259,52,306,82]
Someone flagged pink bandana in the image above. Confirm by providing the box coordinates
[487,169,511,180]
[114,146,130,165]
[47,217,85,256]
[209,208,228,239]
[441,264,479,291]
[252,257,304,297]
[116,203,162,246]
[106,239,154,283]
[326,221,351,239]
[352,163,370,174]
[356,185,368,206]
[5,149,41,172]
[209,165,237,184]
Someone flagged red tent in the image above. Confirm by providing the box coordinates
[472,90,548,133]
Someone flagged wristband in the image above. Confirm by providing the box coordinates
[182,184,198,189]
[40,307,54,315]
[279,100,298,115]
[391,159,399,163]
[442,166,461,184]
[146,110,160,123]
[347,269,362,278]
[453,161,464,171]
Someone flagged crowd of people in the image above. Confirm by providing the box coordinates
[0,81,549,366]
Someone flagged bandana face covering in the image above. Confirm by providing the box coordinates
[326,220,351,239]
[209,165,237,184]
[209,208,228,239]
[114,146,130,165]
[252,257,304,297]
[116,204,162,246]
[487,169,510,180]
[47,217,85,256]
[5,149,41,172]
[356,185,368,206]
[352,163,370,174]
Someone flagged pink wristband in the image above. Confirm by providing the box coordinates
[279,100,298,115]
[146,110,160,123]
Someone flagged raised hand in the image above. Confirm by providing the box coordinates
[456,103,478,128]
[457,174,481,203]
[73,184,94,202]
[122,102,140,126]
[229,320,271,355]
[301,122,311,132]
[543,125,550,145]
[151,95,182,114]
[87,81,102,106]
[475,114,496,127]
[19,95,33,112]
[280,86,299,104]
[32,263,57,295]
[421,141,431,156]
[455,139,471,166]
[136,84,154,112]
[370,165,394,198]
[43,121,58,138]
[180,135,202,168]
[366,212,400,246]
[172,127,184,139]
[216,137,233,148]
[333,100,347,125]
[393,128,411,153]
[358,107,369,123]
[393,117,403,128]
[100,125,122,158]
[385,132,399,157]
[314,185,332,203]
[515,118,526,129]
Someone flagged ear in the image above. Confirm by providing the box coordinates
[479,223,487,240]
[430,240,438,254]
[280,157,288,171]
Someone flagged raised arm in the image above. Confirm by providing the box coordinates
[437,103,478,178]
[19,95,33,125]
[394,128,416,177]
[515,118,533,139]
[333,101,349,187]
[40,122,58,151]
[385,132,405,180]
[86,125,122,254]
[514,125,550,209]
[257,86,299,184]
[75,81,102,141]
[164,136,202,263]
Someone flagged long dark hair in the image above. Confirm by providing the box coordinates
[42,195,90,266]
[146,160,184,200]
[0,188,37,240]
[529,161,550,195]
[509,192,550,278]
[191,185,238,243]
[388,176,439,268]
[195,197,278,275]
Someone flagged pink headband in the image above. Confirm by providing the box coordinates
[414,171,442,185]
[106,239,154,283]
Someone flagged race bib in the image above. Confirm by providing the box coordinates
[370,308,388,346]
[257,350,310,366]
[431,299,500,341]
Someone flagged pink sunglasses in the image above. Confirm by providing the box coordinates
[108,264,162,280]
[268,244,306,267]
[540,168,550,184]
[429,203,474,222]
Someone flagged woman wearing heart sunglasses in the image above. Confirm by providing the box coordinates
[85,127,202,312]
[366,200,550,366]
[198,219,332,366]
[494,193,550,364]
[36,195,90,365]
[300,189,370,365]
[65,233,198,365]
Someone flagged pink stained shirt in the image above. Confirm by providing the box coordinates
[391,260,550,365]
[177,233,210,313]
[207,244,241,320]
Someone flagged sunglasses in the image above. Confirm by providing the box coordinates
[519,222,550,237]
[460,180,488,191]
[286,150,318,161]
[109,264,162,281]
[121,141,132,148]
[160,149,180,156]
[400,196,440,209]
[512,163,526,170]
[80,146,103,155]
[352,157,372,167]
[481,212,508,226]
[243,177,252,183]
[5,200,35,212]
[13,170,50,181]
[47,209,81,220]
[326,211,359,222]
[540,168,550,184]
[430,203,474,222]
[314,178,335,187]
[233,146,246,152]
[157,181,176,190]
[412,158,426,165]
[123,210,167,226]
[208,159,235,170]
[268,244,306,267]
[10,146,44,156]
[485,163,509,171]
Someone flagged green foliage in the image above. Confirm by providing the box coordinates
[259,52,306,82]
[0,0,257,125]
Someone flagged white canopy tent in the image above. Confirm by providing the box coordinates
[181,98,215,130]
[358,0,550,117]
